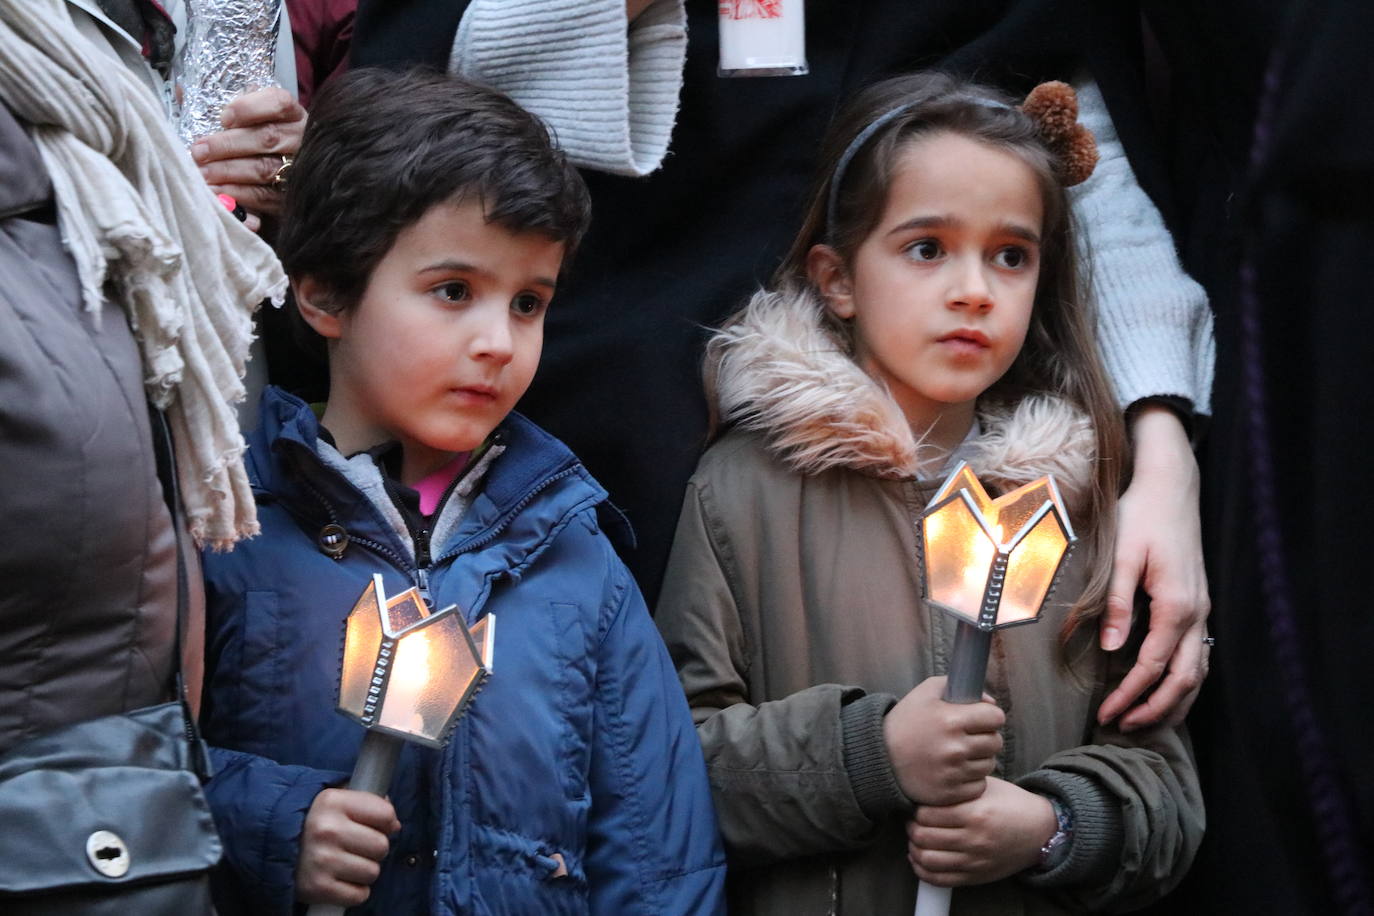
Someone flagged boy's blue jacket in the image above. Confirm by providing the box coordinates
[200,388,726,915]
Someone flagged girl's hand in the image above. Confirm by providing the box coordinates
[1097,405,1211,732]
[905,777,1057,886]
[883,676,1005,806]
[295,788,400,907]
[191,87,306,219]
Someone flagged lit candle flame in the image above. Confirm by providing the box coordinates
[382,630,432,734]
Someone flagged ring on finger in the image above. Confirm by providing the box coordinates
[1202,635,1216,647]
[270,154,293,190]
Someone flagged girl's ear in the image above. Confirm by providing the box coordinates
[806,244,856,319]
[293,276,344,340]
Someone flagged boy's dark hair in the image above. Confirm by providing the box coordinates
[276,68,592,315]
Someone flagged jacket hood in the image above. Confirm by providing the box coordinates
[709,286,1097,512]
[243,387,626,560]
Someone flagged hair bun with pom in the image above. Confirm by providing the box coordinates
[1020,81,1098,186]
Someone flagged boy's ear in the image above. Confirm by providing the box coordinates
[293,276,344,340]
[807,244,855,319]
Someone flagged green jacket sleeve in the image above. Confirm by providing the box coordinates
[1015,648,1204,912]
[656,480,911,868]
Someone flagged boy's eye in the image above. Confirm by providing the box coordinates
[905,239,943,261]
[511,292,546,317]
[434,281,471,303]
[993,246,1032,270]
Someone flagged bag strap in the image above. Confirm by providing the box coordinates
[147,405,210,776]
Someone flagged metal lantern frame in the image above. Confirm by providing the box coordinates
[916,462,1077,633]
[337,574,494,749]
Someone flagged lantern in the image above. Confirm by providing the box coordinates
[913,462,1074,916]
[308,575,493,916]
[919,462,1076,634]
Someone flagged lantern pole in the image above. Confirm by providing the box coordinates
[943,622,992,704]
[348,730,404,798]
[912,621,993,916]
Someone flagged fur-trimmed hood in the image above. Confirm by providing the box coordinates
[709,286,1097,511]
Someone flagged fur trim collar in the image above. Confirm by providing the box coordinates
[710,286,1097,511]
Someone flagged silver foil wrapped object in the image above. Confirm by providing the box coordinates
[176,0,283,145]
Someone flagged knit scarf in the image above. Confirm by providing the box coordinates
[0,0,287,549]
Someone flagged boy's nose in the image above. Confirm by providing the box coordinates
[470,313,515,363]
[947,260,994,313]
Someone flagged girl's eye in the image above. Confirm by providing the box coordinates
[993,246,1031,269]
[434,281,471,303]
[511,292,546,317]
[906,239,943,261]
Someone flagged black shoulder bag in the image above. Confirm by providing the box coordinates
[0,409,222,913]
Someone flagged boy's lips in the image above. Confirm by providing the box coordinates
[451,383,499,401]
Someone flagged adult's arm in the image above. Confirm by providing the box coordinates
[1069,78,1214,729]
[448,0,687,176]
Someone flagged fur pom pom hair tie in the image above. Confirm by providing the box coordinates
[1021,81,1099,186]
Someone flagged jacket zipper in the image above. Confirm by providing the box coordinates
[414,529,433,606]
[294,445,584,601]
[431,466,581,565]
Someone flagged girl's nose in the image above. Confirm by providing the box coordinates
[948,259,994,313]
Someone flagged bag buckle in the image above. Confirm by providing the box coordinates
[85,831,130,878]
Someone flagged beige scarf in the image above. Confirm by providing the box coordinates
[0,0,287,548]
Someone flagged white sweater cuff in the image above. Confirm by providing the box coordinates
[449,0,687,177]
[1070,78,1215,416]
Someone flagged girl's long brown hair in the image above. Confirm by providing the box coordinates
[717,72,1128,643]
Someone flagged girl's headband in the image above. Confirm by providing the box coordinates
[825,80,1099,240]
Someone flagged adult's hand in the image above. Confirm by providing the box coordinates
[192,86,306,220]
[1097,405,1211,732]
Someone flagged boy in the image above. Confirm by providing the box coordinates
[199,69,726,915]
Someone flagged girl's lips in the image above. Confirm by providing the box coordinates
[937,329,991,347]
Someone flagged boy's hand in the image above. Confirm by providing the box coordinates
[883,676,1005,806]
[295,788,401,907]
[905,777,1057,886]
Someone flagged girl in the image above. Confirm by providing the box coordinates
[655,72,1203,915]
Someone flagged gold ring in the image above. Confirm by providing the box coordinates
[270,154,293,190]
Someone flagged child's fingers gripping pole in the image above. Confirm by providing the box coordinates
[914,620,992,916]
[306,730,404,916]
